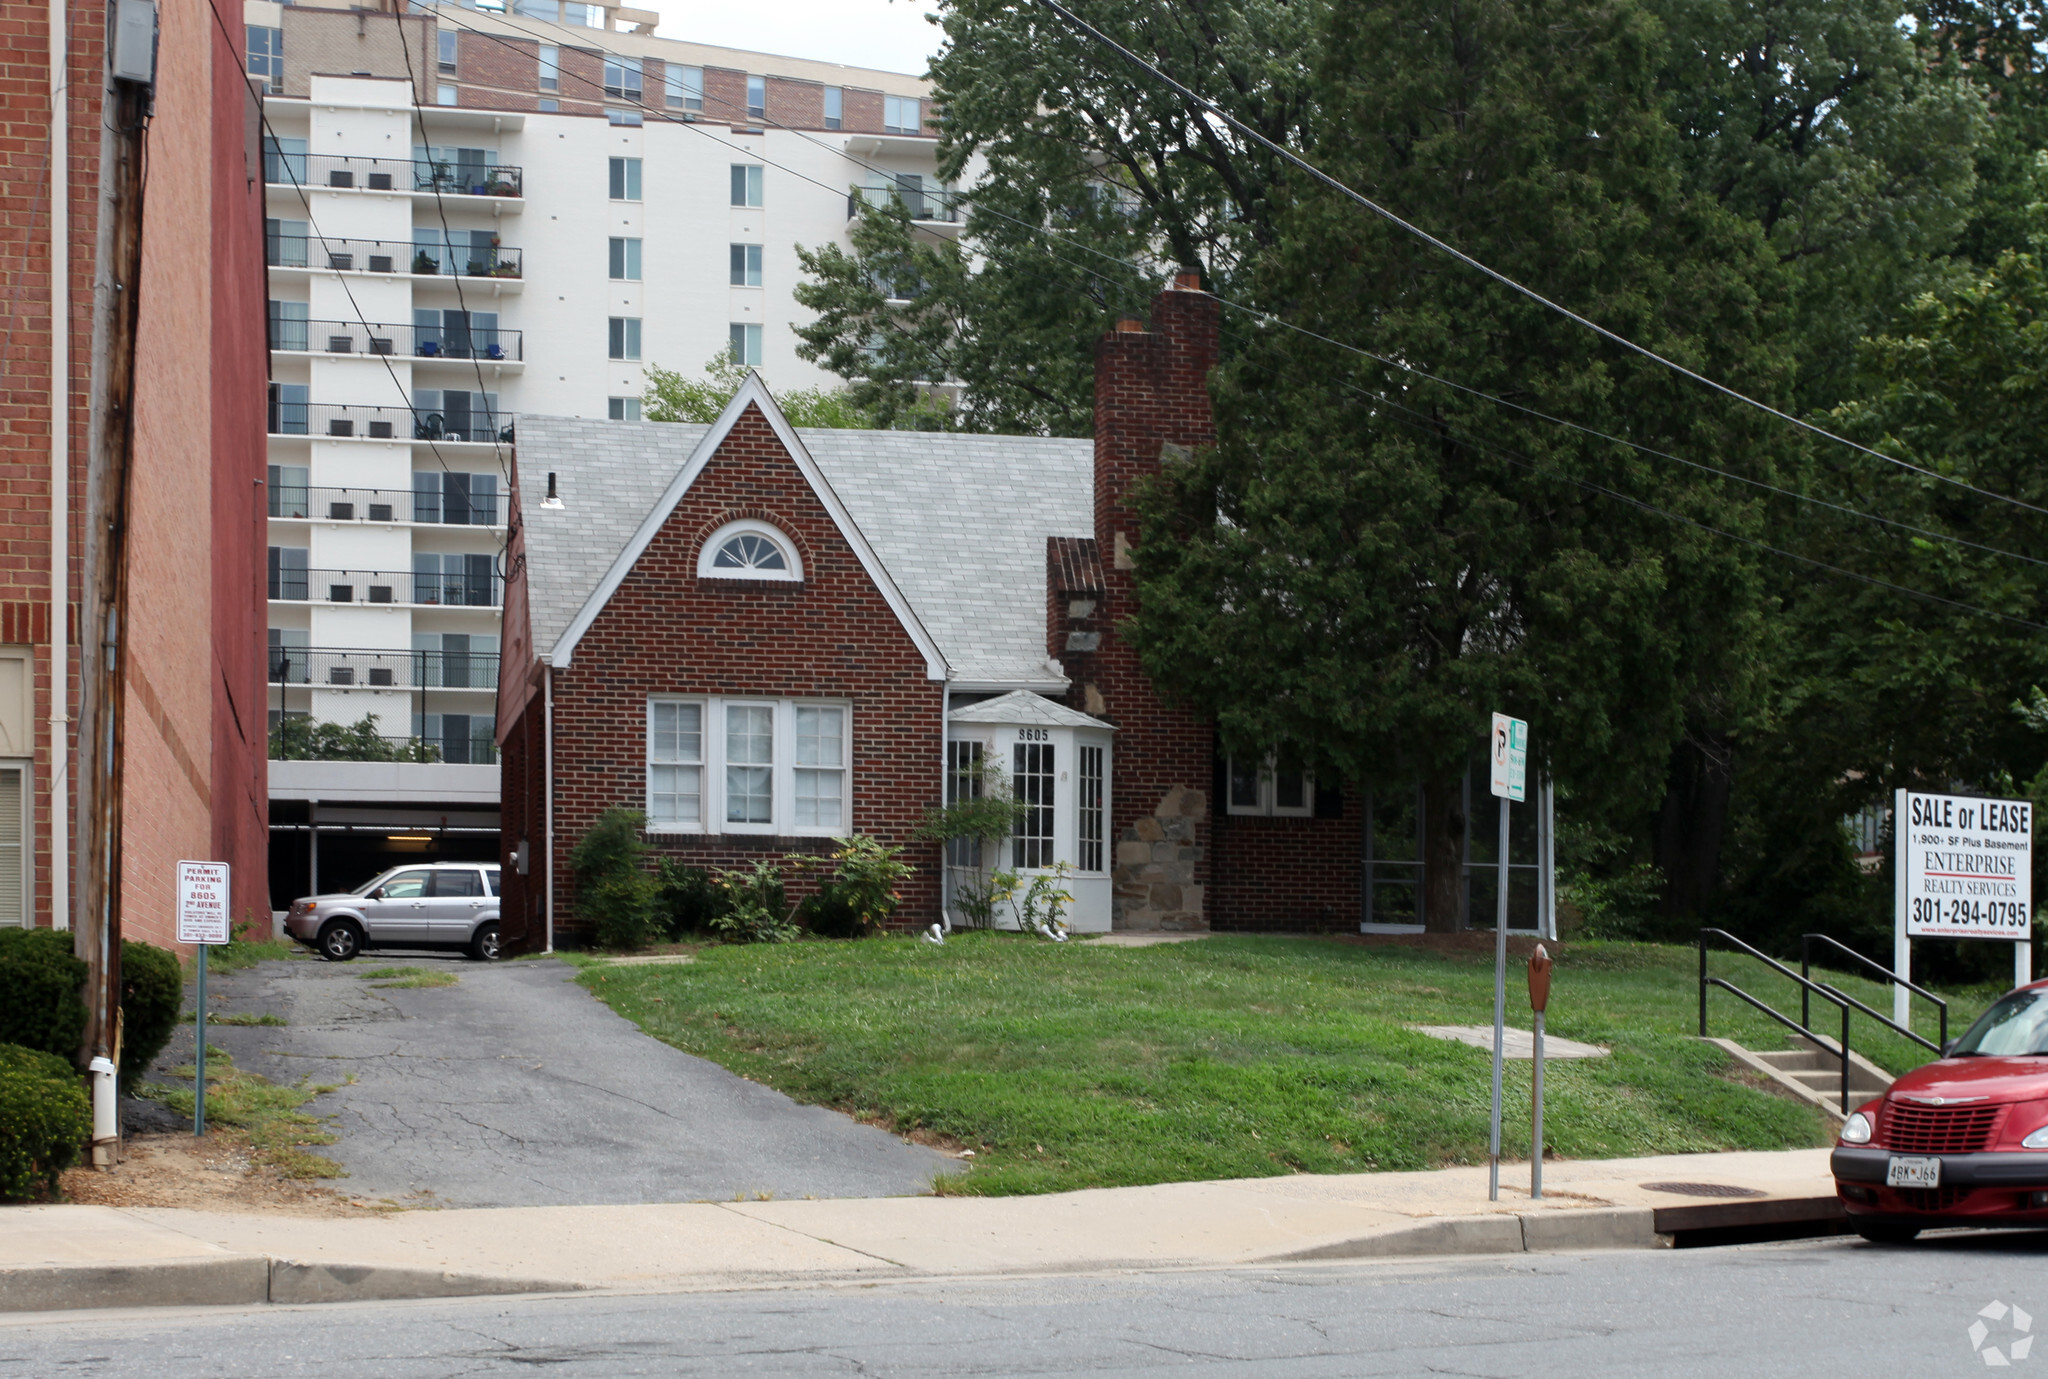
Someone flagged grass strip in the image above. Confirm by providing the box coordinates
[358,966,459,989]
[140,1051,348,1179]
[179,1011,288,1026]
[575,933,1992,1197]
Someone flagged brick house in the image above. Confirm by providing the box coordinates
[496,277,1553,948]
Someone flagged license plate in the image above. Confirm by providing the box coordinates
[1887,1156,1941,1188]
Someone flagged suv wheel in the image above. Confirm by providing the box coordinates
[318,921,363,962]
[469,921,501,962]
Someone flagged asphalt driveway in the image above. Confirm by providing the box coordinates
[156,953,954,1208]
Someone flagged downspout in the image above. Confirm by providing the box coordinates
[938,679,951,931]
[542,660,553,954]
[48,0,67,931]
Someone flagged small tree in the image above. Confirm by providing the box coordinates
[641,347,899,429]
[569,808,658,950]
[913,755,1031,928]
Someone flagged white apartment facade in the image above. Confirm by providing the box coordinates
[250,0,953,906]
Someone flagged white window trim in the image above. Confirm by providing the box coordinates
[645,695,849,837]
[697,518,801,582]
[1226,756,1314,818]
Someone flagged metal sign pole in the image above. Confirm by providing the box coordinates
[193,942,206,1137]
[1489,793,1508,1202]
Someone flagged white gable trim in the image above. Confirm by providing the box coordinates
[550,374,950,679]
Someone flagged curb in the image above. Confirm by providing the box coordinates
[0,1256,584,1315]
[1265,1206,1663,1264]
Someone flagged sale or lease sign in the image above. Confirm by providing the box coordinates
[177,860,231,945]
[1899,792,2032,940]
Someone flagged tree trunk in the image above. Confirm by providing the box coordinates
[1655,730,1734,920]
[1422,770,1467,933]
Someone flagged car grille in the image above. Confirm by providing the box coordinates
[1893,1186,1972,1212]
[1884,1101,2005,1154]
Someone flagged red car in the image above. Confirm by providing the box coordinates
[1833,980,2048,1243]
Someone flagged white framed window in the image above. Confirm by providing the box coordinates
[609,237,641,280]
[746,74,766,119]
[648,700,703,827]
[1012,741,1055,868]
[604,56,641,100]
[538,43,559,91]
[607,107,643,127]
[539,98,558,112]
[730,243,762,286]
[0,763,30,927]
[608,316,641,360]
[666,64,702,110]
[608,396,641,421]
[247,26,283,93]
[438,29,457,72]
[437,84,458,107]
[1078,744,1104,872]
[729,322,762,366]
[724,703,775,829]
[609,156,641,200]
[1226,757,1314,817]
[884,94,920,134]
[730,163,763,207]
[793,706,846,829]
[823,85,841,130]
[696,518,801,581]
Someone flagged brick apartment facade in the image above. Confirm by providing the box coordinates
[0,0,270,946]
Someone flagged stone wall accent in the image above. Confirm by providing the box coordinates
[1112,786,1208,931]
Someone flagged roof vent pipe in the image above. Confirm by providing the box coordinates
[540,471,563,509]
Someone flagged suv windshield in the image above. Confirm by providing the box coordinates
[1950,989,2048,1057]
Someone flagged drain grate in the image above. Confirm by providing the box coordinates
[1640,1181,1768,1199]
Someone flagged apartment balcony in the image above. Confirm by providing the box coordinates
[266,401,514,447]
[268,723,499,766]
[265,151,523,203]
[265,234,524,283]
[848,183,963,229]
[269,567,503,608]
[268,646,500,692]
[268,484,505,528]
[270,317,523,364]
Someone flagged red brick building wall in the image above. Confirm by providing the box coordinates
[1210,808,1361,933]
[500,403,944,948]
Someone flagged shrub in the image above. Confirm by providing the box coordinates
[571,808,658,950]
[0,1041,90,1201]
[710,860,798,944]
[0,928,87,1060]
[119,940,182,1082]
[795,837,912,938]
[655,859,731,937]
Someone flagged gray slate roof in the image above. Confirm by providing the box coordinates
[949,690,1115,730]
[514,415,1095,687]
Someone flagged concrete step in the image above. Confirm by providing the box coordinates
[1702,1036,1894,1120]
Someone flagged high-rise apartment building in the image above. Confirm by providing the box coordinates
[250,0,952,905]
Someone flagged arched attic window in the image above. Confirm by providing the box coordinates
[698,519,803,582]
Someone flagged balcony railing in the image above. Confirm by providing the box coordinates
[848,184,963,224]
[268,484,504,527]
[265,151,523,199]
[266,402,514,446]
[270,318,523,362]
[265,234,524,279]
[267,647,500,691]
[268,723,500,765]
[269,567,503,607]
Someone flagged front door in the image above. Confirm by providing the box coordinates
[423,866,489,944]
[361,868,433,943]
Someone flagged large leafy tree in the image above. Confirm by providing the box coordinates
[1126,0,1794,930]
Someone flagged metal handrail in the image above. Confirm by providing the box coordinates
[1810,978,1943,1058]
[1803,933,1947,1052]
[1699,928,1854,1114]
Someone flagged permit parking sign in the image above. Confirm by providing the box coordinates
[1490,713,1528,803]
[176,860,231,945]
[1899,792,2032,940]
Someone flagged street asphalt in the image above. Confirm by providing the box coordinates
[4,1230,2045,1376]
[153,953,954,1207]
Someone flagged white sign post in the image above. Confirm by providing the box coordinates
[1894,791,2032,1029]
[177,861,231,1136]
[1488,713,1528,1203]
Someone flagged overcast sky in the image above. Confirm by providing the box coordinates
[642,0,945,76]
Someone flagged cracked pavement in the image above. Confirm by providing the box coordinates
[157,953,954,1207]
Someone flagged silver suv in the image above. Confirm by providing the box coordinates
[284,862,502,962]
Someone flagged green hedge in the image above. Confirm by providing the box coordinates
[0,1041,90,1201]
[0,928,183,1078]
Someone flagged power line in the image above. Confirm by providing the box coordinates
[1029,0,2048,522]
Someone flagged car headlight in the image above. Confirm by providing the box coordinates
[1841,1111,1874,1145]
[2023,1125,2048,1150]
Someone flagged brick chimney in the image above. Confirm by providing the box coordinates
[1080,272,1219,931]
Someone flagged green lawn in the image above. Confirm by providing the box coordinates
[572,933,1994,1196]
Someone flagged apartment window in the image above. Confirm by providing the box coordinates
[538,43,559,91]
[730,163,763,207]
[437,84,458,107]
[267,546,309,601]
[261,134,306,186]
[648,701,703,827]
[1078,744,1105,872]
[413,552,496,607]
[729,243,762,286]
[414,388,504,444]
[1012,741,1055,868]
[411,468,501,524]
[746,74,766,119]
[438,29,457,72]
[247,26,283,94]
[539,98,558,112]
[667,64,702,111]
[1226,757,1314,817]
[263,217,308,268]
[607,107,643,126]
[412,631,500,690]
[728,322,761,366]
[267,382,308,435]
[604,56,641,101]
[266,464,309,518]
[823,85,841,129]
[608,396,641,421]
[267,299,308,352]
[414,713,494,764]
[609,316,641,360]
[884,94,921,134]
[268,629,310,684]
[608,156,642,200]
[413,307,499,360]
[608,237,642,281]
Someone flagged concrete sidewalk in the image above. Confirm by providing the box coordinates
[0,1148,1838,1313]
